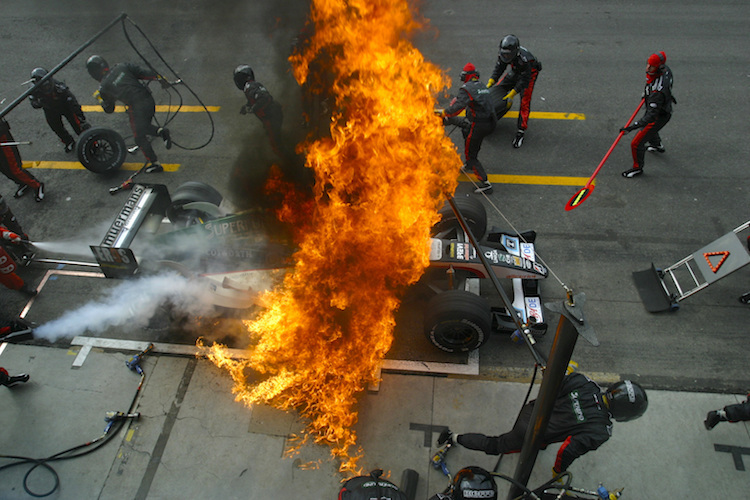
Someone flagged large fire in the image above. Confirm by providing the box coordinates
[206,0,460,473]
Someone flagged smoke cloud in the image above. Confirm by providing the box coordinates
[33,272,218,341]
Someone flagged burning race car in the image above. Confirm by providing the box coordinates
[83,182,545,352]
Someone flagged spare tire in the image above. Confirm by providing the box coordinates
[76,127,127,173]
[424,289,491,352]
[166,182,224,227]
[432,194,487,241]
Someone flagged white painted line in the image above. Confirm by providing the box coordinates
[70,335,480,377]
[72,344,92,368]
[0,342,7,357]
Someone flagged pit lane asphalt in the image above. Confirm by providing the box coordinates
[0,2,748,496]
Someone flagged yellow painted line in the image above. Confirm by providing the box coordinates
[459,172,594,186]
[505,111,585,120]
[126,428,135,442]
[23,161,180,172]
[81,105,219,113]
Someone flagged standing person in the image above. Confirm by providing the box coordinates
[0,194,36,296]
[704,394,750,430]
[440,63,498,194]
[456,373,648,474]
[233,65,284,158]
[0,118,44,201]
[86,55,171,173]
[487,34,542,149]
[620,51,675,178]
[0,367,29,388]
[28,67,91,153]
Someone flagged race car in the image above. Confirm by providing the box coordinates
[85,182,546,352]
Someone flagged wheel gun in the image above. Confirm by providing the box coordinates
[431,429,454,477]
[126,343,154,375]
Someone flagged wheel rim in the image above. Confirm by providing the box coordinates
[433,321,479,350]
[88,138,116,163]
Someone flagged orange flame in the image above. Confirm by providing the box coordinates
[207,0,460,473]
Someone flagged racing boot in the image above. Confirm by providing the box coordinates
[621,167,643,178]
[512,129,525,148]
[64,139,76,153]
[474,180,493,194]
[157,127,172,149]
[704,410,727,430]
[4,373,30,387]
[14,184,29,198]
[647,142,665,153]
[34,183,45,202]
[144,162,163,174]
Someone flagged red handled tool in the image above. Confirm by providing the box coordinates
[565,99,644,211]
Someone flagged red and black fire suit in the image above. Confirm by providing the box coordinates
[627,65,674,171]
[241,80,284,157]
[458,373,613,472]
[29,77,89,149]
[1,194,33,293]
[97,63,163,163]
[489,47,542,132]
[443,77,497,183]
[0,118,43,195]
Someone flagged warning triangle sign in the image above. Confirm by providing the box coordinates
[704,251,730,273]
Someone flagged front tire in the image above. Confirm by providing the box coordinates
[424,290,491,352]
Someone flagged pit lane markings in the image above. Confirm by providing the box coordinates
[22,161,180,171]
[505,111,585,120]
[460,172,594,186]
[81,105,219,113]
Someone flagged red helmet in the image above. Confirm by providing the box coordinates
[460,63,479,82]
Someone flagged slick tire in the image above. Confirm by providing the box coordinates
[432,194,487,241]
[166,182,223,227]
[76,127,127,173]
[424,289,491,352]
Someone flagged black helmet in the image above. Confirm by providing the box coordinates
[30,67,52,90]
[30,67,49,82]
[451,466,497,500]
[605,380,648,422]
[86,55,109,81]
[233,65,255,90]
[499,35,520,64]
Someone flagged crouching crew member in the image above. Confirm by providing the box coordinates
[86,55,171,173]
[487,34,542,148]
[457,373,648,474]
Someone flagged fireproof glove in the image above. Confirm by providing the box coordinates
[158,76,171,89]
[503,89,518,100]
[486,78,495,88]
[239,105,249,115]
[620,123,639,133]
[2,231,21,243]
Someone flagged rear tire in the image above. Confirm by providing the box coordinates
[166,182,223,227]
[76,127,127,173]
[424,290,491,352]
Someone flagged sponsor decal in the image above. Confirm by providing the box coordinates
[502,235,520,256]
[525,296,543,323]
[569,390,586,423]
[101,184,146,247]
[463,489,496,498]
[521,242,535,262]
